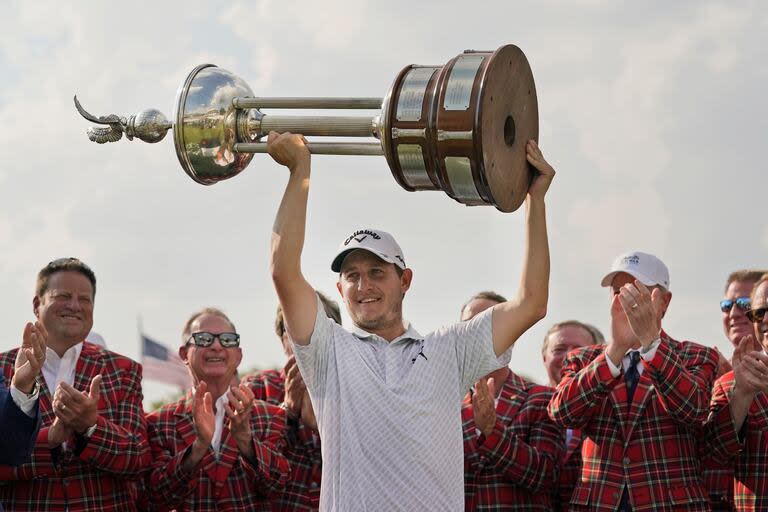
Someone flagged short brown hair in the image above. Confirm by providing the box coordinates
[36,257,97,299]
[725,269,768,293]
[182,307,236,342]
[541,320,603,355]
[275,292,341,338]
[460,291,507,317]
[750,273,768,303]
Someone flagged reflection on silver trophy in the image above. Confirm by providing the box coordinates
[75,45,538,212]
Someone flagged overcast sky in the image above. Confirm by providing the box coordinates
[1,0,766,406]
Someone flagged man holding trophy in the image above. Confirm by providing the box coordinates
[266,130,554,511]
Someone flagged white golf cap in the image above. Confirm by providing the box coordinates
[600,251,670,289]
[331,228,406,272]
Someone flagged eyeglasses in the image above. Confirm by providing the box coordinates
[720,297,751,313]
[187,331,240,348]
[746,307,767,323]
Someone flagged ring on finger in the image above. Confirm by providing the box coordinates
[631,303,639,309]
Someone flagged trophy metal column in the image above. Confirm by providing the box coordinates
[75,44,537,212]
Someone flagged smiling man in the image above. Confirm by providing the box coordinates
[0,257,150,512]
[267,131,555,511]
[146,308,289,511]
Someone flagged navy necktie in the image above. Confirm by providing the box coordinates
[624,350,642,404]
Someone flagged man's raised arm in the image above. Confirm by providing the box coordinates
[268,132,319,346]
[491,140,555,356]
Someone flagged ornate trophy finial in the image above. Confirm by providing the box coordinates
[73,95,172,144]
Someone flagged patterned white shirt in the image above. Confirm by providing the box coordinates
[293,294,503,511]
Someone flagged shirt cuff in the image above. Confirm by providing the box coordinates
[10,381,39,417]
[605,353,622,378]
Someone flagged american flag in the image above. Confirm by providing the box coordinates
[141,333,191,390]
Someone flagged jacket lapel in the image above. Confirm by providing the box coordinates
[609,366,630,440]
[625,370,654,440]
[174,392,198,448]
[73,342,104,397]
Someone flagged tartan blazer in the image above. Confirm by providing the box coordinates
[704,371,768,512]
[462,371,563,511]
[244,369,322,511]
[145,391,290,512]
[0,342,151,512]
[555,428,583,512]
[547,335,718,512]
[0,375,39,467]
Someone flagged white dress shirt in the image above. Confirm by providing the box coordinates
[211,393,230,455]
[605,338,662,378]
[9,382,39,417]
[42,343,83,394]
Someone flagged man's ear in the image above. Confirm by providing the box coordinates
[660,291,673,318]
[33,296,41,318]
[178,345,189,363]
[400,268,413,294]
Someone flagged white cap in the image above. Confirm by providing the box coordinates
[600,251,670,289]
[331,228,406,272]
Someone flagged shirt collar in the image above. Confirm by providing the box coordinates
[45,342,83,366]
[350,322,423,343]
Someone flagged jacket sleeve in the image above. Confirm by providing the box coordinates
[702,372,743,465]
[74,359,151,476]
[548,349,620,428]
[239,403,290,496]
[0,378,40,467]
[644,341,717,425]
[477,388,564,493]
[146,409,220,509]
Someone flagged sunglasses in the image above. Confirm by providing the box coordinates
[720,297,751,313]
[187,331,240,348]
[746,307,767,323]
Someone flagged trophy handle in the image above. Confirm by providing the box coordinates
[73,96,172,144]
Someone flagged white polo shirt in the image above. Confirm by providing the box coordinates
[293,294,503,511]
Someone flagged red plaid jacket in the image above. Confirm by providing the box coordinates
[462,371,563,511]
[243,369,322,511]
[547,335,718,512]
[555,428,583,512]
[146,392,289,512]
[0,342,151,512]
[704,371,768,512]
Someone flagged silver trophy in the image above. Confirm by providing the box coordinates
[75,45,537,212]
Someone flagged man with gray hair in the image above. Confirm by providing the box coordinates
[549,251,718,512]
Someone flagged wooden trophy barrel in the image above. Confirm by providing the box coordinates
[383,44,537,212]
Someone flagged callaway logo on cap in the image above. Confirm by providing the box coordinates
[331,228,406,272]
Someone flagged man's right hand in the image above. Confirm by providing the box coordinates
[283,356,305,420]
[13,321,47,394]
[606,294,636,367]
[47,417,74,449]
[733,334,768,396]
[184,380,215,470]
[267,131,310,171]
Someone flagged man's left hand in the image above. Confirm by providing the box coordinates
[617,280,663,350]
[525,140,556,200]
[225,384,255,457]
[53,375,102,433]
[472,377,497,438]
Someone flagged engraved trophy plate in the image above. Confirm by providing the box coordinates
[443,55,485,111]
[397,144,432,188]
[396,67,438,122]
[75,44,538,213]
[444,157,484,203]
